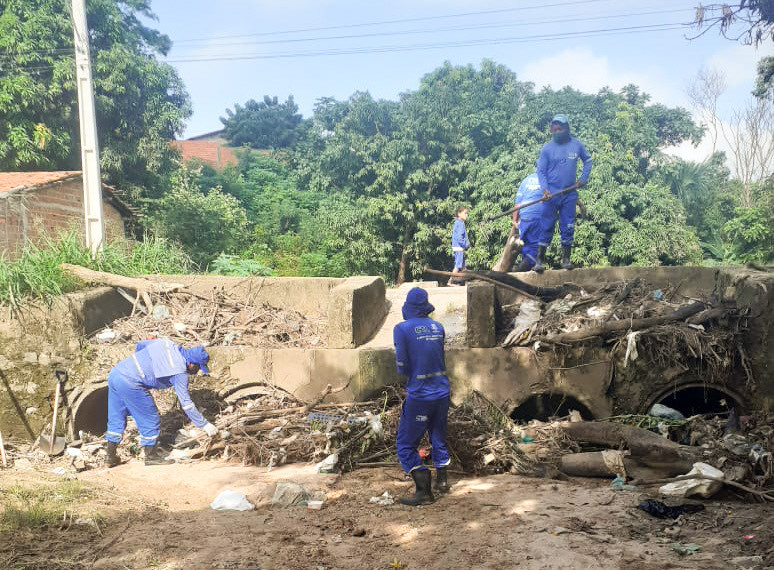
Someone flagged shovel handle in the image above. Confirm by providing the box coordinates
[49,381,61,453]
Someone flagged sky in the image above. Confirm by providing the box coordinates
[146,0,773,163]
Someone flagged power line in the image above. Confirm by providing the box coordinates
[166,22,690,64]
[171,7,692,51]
[173,0,613,43]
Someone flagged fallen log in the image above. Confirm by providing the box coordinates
[561,421,700,472]
[61,263,185,314]
[560,450,693,479]
[546,301,707,343]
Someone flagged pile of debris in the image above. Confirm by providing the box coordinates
[93,289,326,348]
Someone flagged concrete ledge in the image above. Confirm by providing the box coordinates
[144,274,345,315]
[327,276,387,348]
[466,282,496,348]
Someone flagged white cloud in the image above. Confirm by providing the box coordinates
[706,43,773,87]
[519,47,681,107]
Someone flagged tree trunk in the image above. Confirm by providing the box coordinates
[493,227,521,272]
[547,301,706,343]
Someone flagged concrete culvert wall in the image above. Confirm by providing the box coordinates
[648,383,745,417]
[510,393,595,422]
[72,385,108,437]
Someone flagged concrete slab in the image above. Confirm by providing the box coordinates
[362,283,468,348]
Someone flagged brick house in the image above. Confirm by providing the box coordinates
[0,171,134,259]
[171,130,238,170]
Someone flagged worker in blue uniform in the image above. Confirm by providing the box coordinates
[512,171,544,271]
[448,205,470,286]
[105,338,217,466]
[535,113,592,272]
[393,287,452,505]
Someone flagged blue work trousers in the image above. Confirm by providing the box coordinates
[518,217,541,267]
[539,190,578,247]
[106,370,161,446]
[396,395,451,472]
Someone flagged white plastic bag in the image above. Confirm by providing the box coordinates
[210,490,254,511]
[659,462,724,498]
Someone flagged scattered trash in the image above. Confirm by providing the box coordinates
[659,462,724,498]
[671,542,700,555]
[52,466,67,475]
[307,500,324,510]
[316,453,339,473]
[742,534,756,540]
[173,322,187,333]
[96,328,117,342]
[723,433,752,457]
[503,299,542,346]
[152,304,170,320]
[651,289,664,300]
[638,499,705,519]
[611,474,637,492]
[648,403,685,421]
[623,331,639,367]
[210,490,254,511]
[369,491,395,506]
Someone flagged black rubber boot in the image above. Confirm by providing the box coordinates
[105,441,121,468]
[400,469,434,506]
[533,246,547,274]
[143,445,174,466]
[435,467,451,494]
[561,245,574,270]
[514,258,532,272]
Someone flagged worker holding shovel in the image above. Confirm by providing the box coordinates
[105,338,217,467]
[393,287,452,505]
[535,113,592,272]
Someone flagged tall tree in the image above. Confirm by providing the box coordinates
[0,0,191,198]
[221,95,305,149]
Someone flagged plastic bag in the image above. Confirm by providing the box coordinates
[210,490,254,511]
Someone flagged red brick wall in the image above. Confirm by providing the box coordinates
[0,179,127,259]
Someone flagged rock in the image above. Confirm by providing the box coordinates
[271,482,309,507]
[22,352,38,364]
[730,556,764,569]
[0,355,15,369]
[38,353,51,366]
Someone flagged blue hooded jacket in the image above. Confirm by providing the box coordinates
[111,338,208,427]
[393,288,451,400]
[515,172,543,220]
[537,118,592,193]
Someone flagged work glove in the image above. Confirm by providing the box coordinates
[543,189,551,200]
[202,422,218,437]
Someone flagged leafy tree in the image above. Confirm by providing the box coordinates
[221,95,305,149]
[146,166,248,268]
[0,0,191,198]
[723,178,774,263]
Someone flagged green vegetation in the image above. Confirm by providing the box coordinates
[1,0,769,281]
[0,231,191,303]
[0,479,91,532]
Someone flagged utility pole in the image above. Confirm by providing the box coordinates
[71,0,104,255]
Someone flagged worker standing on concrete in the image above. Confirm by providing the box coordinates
[448,205,470,286]
[393,287,452,505]
[105,338,217,467]
[512,171,544,271]
[535,113,592,272]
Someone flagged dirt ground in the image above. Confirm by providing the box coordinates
[1,459,772,570]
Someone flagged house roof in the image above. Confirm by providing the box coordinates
[0,171,135,219]
[0,171,81,192]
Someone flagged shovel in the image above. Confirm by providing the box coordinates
[38,373,66,455]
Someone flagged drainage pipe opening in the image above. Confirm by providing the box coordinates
[510,393,594,422]
[652,384,743,417]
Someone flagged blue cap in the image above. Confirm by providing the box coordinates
[551,113,569,125]
[183,345,210,373]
